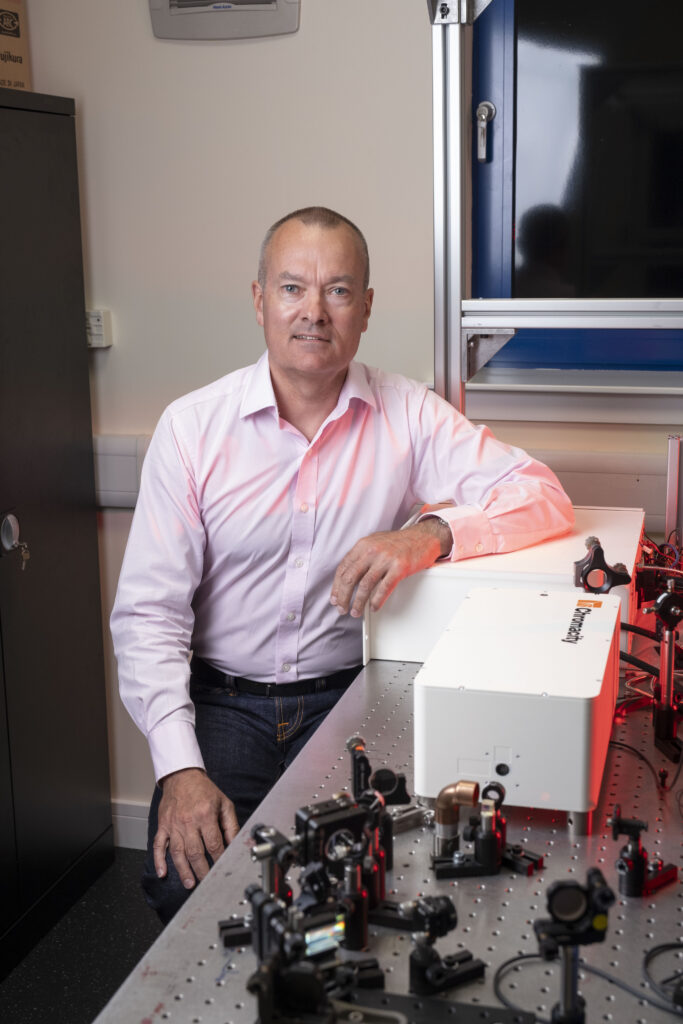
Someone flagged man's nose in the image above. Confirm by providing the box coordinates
[303,291,329,323]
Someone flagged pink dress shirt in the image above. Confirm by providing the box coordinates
[111,354,573,780]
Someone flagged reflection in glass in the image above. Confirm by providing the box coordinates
[513,0,683,299]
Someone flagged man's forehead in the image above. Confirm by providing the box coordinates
[267,220,363,265]
[277,271,356,283]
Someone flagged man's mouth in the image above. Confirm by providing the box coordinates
[293,334,330,342]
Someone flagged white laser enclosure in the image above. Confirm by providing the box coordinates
[364,506,643,664]
[413,588,622,816]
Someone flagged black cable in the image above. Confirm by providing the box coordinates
[492,952,550,1024]
[621,622,659,641]
[664,754,683,794]
[579,960,683,1017]
[620,650,659,676]
[643,942,683,1008]
[620,621,683,659]
[608,740,663,791]
[610,739,683,796]
[492,951,683,1020]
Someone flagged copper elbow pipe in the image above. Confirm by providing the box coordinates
[435,781,480,826]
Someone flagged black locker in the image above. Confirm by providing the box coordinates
[0,88,113,978]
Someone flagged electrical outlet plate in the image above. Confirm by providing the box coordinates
[86,309,113,348]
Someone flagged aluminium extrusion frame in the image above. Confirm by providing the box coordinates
[665,435,682,547]
[428,3,683,414]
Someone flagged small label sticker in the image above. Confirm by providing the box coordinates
[0,11,20,37]
[577,599,603,608]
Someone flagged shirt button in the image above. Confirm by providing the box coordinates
[458,545,465,555]
[285,612,296,622]
[475,542,483,553]
[281,662,291,672]
[300,502,309,513]
[294,558,304,568]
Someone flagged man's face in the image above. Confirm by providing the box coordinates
[252,219,373,390]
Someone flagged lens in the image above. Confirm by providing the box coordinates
[324,828,356,862]
[548,883,587,922]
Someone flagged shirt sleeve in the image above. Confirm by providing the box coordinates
[110,410,207,782]
[409,388,574,560]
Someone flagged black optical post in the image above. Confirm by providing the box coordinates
[534,869,615,1024]
[644,579,682,763]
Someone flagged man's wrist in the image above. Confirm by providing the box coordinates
[415,515,453,559]
[159,766,206,790]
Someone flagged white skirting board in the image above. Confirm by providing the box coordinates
[112,799,149,850]
[93,434,669,532]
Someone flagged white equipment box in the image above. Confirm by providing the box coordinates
[414,588,622,815]
[364,506,643,664]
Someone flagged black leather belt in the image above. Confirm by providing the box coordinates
[190,655,362,697]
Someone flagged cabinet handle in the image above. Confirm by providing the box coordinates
[1,513,31,569]
[476,101,496,162]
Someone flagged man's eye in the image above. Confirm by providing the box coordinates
[283,284,299,294]
[332,287,349,296]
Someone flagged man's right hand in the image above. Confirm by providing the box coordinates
[154,767,240,890]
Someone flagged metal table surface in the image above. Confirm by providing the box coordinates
[95,661,683,1024]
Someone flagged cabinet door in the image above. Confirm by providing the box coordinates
[0,634,19,933]
[0,101,111,911]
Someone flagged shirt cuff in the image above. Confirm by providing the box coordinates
[418,505,494,561]
[148,718,205,784]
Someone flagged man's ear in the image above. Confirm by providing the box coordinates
[361,288,374,333]
[252,280,264,327]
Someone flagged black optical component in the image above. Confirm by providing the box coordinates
[546,884,588,923]
[295,795,369,870]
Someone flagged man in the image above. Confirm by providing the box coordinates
[111,206,573,922]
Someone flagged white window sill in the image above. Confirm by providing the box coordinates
[465,368,683,423]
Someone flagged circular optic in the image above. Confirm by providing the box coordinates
[324,828,356,862]
[548,884,587,922]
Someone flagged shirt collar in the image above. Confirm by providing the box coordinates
[239,352,278,419]
[336,358,377,414]
[240,353,377,420]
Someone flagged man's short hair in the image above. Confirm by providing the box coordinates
[258,206,370,291]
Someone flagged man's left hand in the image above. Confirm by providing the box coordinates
[330,517,452,618]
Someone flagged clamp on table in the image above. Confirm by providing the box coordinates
[573,535,631,594]
[607,803,678,897]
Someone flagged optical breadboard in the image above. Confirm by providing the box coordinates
[414,587,621,815]
[364,506,643,664]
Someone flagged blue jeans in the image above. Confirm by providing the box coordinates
[141,668,359,923]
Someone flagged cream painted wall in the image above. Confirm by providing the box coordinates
[27,0,435,435]
[24,2,677,823]
[25,0,436,818]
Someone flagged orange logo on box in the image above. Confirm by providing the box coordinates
[577,599,602,608]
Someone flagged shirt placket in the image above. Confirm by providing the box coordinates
[274,445,319,682]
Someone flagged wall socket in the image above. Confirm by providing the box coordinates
[86,309,113,348]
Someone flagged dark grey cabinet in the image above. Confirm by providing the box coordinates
[0,88,113,978]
